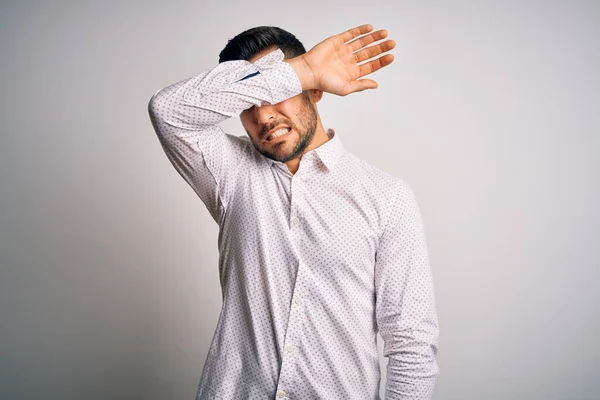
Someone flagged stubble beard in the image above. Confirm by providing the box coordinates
[251,96,318,163]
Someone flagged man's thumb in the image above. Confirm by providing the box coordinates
[347,79,378,94]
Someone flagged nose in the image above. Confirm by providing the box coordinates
[253,102,277,127]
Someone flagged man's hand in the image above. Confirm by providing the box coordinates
[286,24,395,96]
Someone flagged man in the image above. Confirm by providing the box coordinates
[148,23,439,399]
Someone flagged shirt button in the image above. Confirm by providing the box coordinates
[291,215,300,227]
[277,391,287,398]
[286,344,294,353]
[293,295,302,306]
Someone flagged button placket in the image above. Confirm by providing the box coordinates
[290,175,303,230]
[275,261,307,397]
[282,317,299,361]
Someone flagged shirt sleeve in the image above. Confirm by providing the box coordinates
[375,180,440,399]
[147,48,302,223]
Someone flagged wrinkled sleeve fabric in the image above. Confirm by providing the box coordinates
[375,180,440,399]
[147,48,302,223]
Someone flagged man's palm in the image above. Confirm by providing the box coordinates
[302,24,395,96]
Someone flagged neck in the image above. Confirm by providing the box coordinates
[285,119,329,174]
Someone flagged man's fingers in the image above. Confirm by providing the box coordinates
[340,24,373,43]
[358,53,395,77]
[353,39,396,63]
[348,29,388,52]
[326,25,394,95]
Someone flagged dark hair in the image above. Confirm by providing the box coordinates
[219,26,306,63]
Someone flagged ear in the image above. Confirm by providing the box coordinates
[308,89,324,103]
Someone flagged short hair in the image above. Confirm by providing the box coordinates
[219,26,306,63]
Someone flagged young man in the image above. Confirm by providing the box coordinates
[148,24,439,400]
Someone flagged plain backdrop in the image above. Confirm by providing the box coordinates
[1,1,598,399]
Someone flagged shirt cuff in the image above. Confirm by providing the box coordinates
[253,48,303,104]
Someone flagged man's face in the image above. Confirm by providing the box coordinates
[240,49,319,163]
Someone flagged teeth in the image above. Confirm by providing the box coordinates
[268,128,289,140]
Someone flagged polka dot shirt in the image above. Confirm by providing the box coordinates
[148,48,439,399]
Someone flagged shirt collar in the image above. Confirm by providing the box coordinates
[269,128,345,172]
[313,128,345,170]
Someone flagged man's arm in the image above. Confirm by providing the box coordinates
[147,49,302,223]
[147,23,396,223]
[375,180,440,399]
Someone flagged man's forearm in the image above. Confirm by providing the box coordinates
[385,346,439,399]
[148,48,302,133]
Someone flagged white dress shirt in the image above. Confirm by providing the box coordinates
[148,48,439,399]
